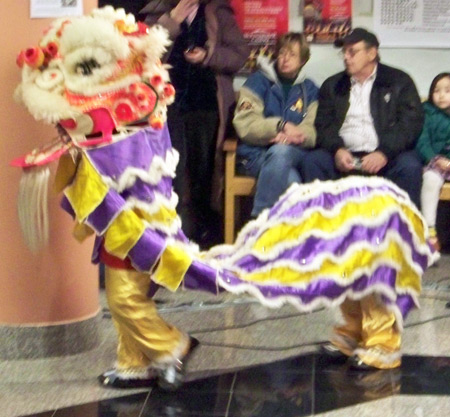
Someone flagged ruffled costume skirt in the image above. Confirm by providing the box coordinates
[60,127,433,330]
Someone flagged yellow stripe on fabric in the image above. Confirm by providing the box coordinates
[253,195,424,252]
[104,210,146,259]
[64,154,109,221]
[243,240,421,293]
[397,201,427,246]
[152,245,192,291]
[136,206,178,227]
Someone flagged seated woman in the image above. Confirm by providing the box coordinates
[233,32,319,217]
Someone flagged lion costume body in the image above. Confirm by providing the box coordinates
[13,7,433,384]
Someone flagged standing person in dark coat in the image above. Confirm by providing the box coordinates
[98,0,148,17]
[141,0,250,247]
[302,28,424,208]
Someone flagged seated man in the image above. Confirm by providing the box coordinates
[233,32,319,217]
[303,28,424,208]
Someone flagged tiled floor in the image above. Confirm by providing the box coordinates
[2,253,450,417]
[23,354,450,417]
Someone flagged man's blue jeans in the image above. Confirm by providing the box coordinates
[237,143,310,217]
[301,149,423,208]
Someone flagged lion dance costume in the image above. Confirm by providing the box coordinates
[13,7,433,388]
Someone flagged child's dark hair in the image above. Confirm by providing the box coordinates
[428,72,450,103]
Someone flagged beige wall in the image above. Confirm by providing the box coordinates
[0,0,99,324]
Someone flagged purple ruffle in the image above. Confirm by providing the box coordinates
[86,191,125,234]
[86,126,172,178]
[128,229,166,272]
[269,182,406,220]
[215,264,416,317]
[121,177,173,201]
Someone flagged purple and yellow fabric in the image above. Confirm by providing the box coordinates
[60,128,432,329]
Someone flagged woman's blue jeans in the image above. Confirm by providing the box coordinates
[237,143,310,217]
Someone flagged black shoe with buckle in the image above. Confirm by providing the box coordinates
[98,369,157,389]
[157,336,200,391]
[348,355,378,371]
[320,343,349,361]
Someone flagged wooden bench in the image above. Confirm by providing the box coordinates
[440,182,450,200]
[223,137,450,243]
[223,137,255,243]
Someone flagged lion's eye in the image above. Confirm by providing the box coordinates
[75,59,100,76]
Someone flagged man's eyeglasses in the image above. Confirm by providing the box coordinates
[338,47,367,58]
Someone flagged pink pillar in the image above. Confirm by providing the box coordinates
[0,0,100,356]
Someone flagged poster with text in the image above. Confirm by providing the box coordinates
[303,0,352,44]
[231,0,289,73]
[373,0,450,48]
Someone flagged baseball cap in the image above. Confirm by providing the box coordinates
[334,28,380,48]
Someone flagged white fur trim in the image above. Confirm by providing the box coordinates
[151,333,191,369]
[98,148,179,191]
[353,347,402,365]
[215,274,411,329]
[16,68,79,123]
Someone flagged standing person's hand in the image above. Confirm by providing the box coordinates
[335,148,354,172]
[184,47,207,64]
[170,0,199,24]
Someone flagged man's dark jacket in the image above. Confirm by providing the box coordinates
[314,63,424,161]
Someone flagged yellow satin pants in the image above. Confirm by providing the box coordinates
[105,266,186,376]
[331,295,401,369]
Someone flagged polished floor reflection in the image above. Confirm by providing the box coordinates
[3,252,450,417]
[25,353,450,417]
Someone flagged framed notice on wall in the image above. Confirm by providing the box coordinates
[230,0,289,73]
[373,0,450,48]
[303,0,352,44]
[30,0,83,18]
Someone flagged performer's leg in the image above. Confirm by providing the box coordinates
[353,294,401,369]
[329,298,362,356]
[101,266,196,388]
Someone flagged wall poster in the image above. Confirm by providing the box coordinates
[231,0,289,72]
[303,0,352,44]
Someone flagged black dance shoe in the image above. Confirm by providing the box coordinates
[157,336,200,391]
[98,369,157,389]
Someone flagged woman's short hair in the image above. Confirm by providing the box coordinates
[275,32,311,65]
[428,72,450,103]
